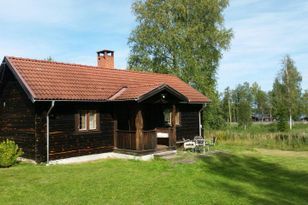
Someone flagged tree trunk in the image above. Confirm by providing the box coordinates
[289,114,292,130]
[228,98,232,124]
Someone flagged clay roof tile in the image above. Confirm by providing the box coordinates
[5,56,209,103]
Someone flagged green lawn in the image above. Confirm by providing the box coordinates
[1,146,308,205]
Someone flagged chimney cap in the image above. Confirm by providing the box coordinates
[97,50,114,56]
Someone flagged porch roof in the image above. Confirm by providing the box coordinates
[2,56,209,103]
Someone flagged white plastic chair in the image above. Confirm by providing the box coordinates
[194,136,206,153]
[184,141,196,151]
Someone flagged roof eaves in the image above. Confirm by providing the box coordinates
[4,57,36,103]
[136,83,189,103]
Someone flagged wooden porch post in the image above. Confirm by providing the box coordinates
[170,105,177,147]
[135,108,144,151]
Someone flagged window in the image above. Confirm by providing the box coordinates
[79,111,87,130]
[78,110,99,131]
[163,109,171,125]
[89,111,97,130]
[163,109,181,126]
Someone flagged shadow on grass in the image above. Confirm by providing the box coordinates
[198,153,308,205]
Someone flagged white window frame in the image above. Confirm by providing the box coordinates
[79,111,88,131]
[78,110,98,131]
[164,109,181,126]
[89,110,97,130]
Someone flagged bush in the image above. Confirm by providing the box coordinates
[0,139,23,168]
[277,116,288,132]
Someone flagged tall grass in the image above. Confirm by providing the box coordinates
[207,123,308,151]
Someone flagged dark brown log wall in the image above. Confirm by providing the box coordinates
[39,102,115,161]
[176,104,202,141]
[0,69,36,159]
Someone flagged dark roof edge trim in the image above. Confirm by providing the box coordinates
[4,57,36,103]
[136,84,189,103]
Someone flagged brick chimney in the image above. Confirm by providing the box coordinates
[97,50,114,69]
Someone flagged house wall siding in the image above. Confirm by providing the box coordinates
[35,102,115,161]
[176,104,202,141]
[0,69,36,159]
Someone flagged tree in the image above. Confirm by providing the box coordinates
[221,87,232,124]
[44,56,54,62]
[128,0,233,129]
[271,79,288,131]
[301,90,308,117]
[234,82,252,129]
[206,91,226,129]
[251,82,268,121]
[273,55,302,130]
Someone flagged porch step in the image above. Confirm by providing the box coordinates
[154,150,177,160]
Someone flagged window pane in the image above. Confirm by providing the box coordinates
[163,109,171,125]
[89,111,97,130]
[80,112,87,130]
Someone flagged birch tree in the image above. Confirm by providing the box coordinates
[128,0,233,129]
[272,55,302,130]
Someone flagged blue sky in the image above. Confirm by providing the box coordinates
[0,0,307,92]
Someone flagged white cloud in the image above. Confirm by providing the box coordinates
[0,0,76,25]
[218,0,308,92]
[0,0,134,68]
[0,0,306,92]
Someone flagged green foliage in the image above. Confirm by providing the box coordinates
[301,90,308,117]
[276,106,288,132]
[44,56,54,62]
[0,139,23,168]
[128,0,233,129]
[221,82,273,126]
[251,82,270,120]
[234,82,252,128]
[238,101,251,128]
[208,123,308,151]
[204,93,226,129]
[271,55,302,129]
[221,87,232,123]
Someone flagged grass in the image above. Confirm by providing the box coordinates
[223,122,308,134]
[1,145,308,205]
[208,123,308,151]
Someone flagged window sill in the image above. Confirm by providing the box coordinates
[74,129,101,135]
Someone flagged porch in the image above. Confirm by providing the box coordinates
[113,86,183,155]
[115,127,176,154]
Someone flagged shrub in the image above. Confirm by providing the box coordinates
[277,116,288,132]
[0,139,23,168]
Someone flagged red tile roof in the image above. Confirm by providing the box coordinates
[4,56,209,103]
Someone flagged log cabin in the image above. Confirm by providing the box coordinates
[0,50,209,163]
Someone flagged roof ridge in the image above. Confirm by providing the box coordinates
[5,56,179,78]
[6,56,98,69]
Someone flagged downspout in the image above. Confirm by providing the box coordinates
[46,101,55,165]
[198,104,207,137]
